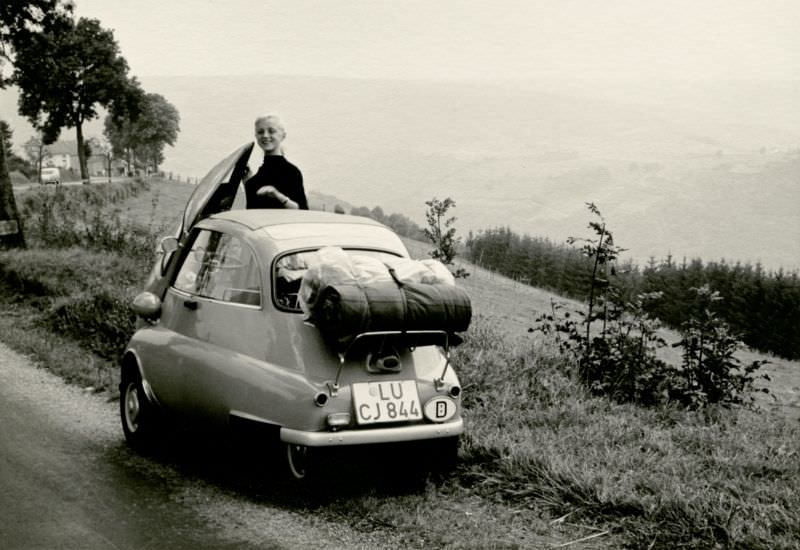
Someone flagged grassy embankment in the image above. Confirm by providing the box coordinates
[1,178,799,549]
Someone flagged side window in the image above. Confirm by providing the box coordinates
[274,251,316,311]
[173,230,261,306]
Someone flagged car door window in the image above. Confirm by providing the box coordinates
[174,229,261,306]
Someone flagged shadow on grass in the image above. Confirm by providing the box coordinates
[115,422,444,509]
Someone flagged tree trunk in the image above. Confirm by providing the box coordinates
[0,136,26,249]
[76,122,89,183]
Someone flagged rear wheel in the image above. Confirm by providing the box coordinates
[429,436,460,474]
[120,368,158,451]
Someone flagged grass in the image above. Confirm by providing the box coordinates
[2,177,799,549]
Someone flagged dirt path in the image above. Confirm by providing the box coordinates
[0,341,403,550]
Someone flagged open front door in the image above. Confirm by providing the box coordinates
[144,142,255,299]
[180,142,255,240]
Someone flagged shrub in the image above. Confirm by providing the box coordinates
[17,179,157,260]
[669,285,770,408]
[0,246,147,362]
[45,290,136,361]
[424,197,469,278]
[534,203,769,408]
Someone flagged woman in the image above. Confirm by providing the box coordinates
[244,114,308,210]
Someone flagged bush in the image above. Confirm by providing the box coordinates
[669,285,770,408]
[0,247,148,362]
[455,317,800,549]
[45,291,136,361]
[533,204,770,408]
[17,179,157,260]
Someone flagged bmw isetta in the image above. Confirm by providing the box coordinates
[120,143,470,479]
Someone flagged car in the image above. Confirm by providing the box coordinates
[121,143,469,479]
[40,167,60,185]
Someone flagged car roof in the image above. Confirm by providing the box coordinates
[204,209,409,256]
[209,209,385,231]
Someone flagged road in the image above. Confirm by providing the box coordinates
[0,342,392,550]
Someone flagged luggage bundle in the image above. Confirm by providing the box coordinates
[299,247,471,349]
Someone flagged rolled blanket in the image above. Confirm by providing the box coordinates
[402,282,472,333]
[310,280,472,347]
[314,281,406,340]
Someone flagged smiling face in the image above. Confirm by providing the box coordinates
[254,116,286,155]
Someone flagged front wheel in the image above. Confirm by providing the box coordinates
[120,369,158,452]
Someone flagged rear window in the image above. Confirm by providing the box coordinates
[274,248,401,312]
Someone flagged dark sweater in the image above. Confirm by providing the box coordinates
[244,155,308,210]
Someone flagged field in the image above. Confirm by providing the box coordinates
[2,178,800,549]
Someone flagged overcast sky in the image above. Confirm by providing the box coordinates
[74,0,799,82]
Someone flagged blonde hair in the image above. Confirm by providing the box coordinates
[254,113,287,155]
[254,113,286,132]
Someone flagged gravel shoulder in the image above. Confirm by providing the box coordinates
[0,341,406,550]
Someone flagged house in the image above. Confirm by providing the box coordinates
[45,141,76,170]
[44,140,127,176]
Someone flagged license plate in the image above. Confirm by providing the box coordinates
[352,380,422,425]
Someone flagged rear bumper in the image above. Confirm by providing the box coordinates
[280,417,464,447]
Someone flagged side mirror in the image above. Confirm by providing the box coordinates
[132,292,162,321]
[160,236,180,254]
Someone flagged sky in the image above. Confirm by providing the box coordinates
[73,0,800,82]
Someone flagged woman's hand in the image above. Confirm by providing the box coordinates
[256,185,297,208]
[256,185,280,198]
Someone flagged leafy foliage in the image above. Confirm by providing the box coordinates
[669,285,770,408]
[2,179,155,361]
[533,203,770,408]
[22,133,51,178]
[1,0,71,83]
[468,217,800,360]
[16,178,158,258]
[12,15,141,179]
[1,120,33,177]
[104,92,180,173]
[642,257,800,360]
[423,197,468,278]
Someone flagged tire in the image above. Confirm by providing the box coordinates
[120,368,158,452]
[429,436,460,474]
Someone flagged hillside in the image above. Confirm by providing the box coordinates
[3,75,798,270]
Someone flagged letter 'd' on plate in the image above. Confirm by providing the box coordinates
[352,380,422,425]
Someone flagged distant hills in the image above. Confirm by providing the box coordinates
[3,74,798,270]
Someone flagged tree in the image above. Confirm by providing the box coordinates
[424,197,468,278]
[1,0,71,248]
[104,92,178,174]
[12,16,138,182]
[23,134,49,180]
[1,120,33,177]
